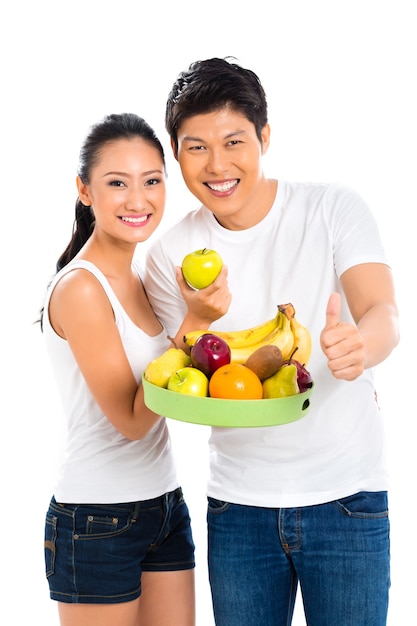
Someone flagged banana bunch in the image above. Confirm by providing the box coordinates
[278,303,312,365]
[183,308,282,350]
[183,304,312,365]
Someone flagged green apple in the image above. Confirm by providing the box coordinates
[167,367,209,397]
[144,349,191,388]
[181,248,223,290]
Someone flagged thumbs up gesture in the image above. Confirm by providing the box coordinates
[320,293,366,381]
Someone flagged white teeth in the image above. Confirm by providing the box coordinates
[121,216,148,223]
[207,180,238,192]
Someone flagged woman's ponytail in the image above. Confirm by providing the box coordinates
[55,200,95,272]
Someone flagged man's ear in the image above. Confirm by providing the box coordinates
[170,138,179,161]
[260,123,271,155]
[76,175,92,206]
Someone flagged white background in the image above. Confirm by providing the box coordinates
[1,1,415,624]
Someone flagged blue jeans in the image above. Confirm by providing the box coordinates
[207,491,390,626]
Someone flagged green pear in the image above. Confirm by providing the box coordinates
[262,363,300,398]
[144,349,191,388]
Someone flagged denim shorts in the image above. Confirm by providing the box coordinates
[44,487,195,604]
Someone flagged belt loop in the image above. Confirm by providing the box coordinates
[132,501,141,522]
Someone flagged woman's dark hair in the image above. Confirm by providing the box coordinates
[37,113,164,329]
[56,112,165,272]
[165,57,268,157]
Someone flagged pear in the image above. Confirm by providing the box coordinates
[144,348,191,388]
[262,363,300,398]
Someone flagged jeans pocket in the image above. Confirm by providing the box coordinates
[207,497,231,514]
[334,491,389,519]
[72,503,136,539]
[44,513,57,578]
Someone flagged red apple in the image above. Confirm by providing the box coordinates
[282,353,313,393]
[191,333,231,379]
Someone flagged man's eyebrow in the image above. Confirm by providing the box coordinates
[182,129,247,142]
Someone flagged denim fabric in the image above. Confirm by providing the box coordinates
[207,491,390,626]
[44,487,195,604]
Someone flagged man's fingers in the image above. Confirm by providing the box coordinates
[325,292,341,329]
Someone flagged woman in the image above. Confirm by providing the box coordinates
[41,112,230,626]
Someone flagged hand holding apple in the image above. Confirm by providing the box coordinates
[181,248,223,290]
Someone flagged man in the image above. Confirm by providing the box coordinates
[144,57,399,626]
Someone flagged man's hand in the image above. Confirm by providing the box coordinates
[176,265,232,327]
[320,292,366,381]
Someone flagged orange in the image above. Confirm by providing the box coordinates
[209,363,263,400]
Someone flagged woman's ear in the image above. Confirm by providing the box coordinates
[260,123,271,155]
[76,175,92,206]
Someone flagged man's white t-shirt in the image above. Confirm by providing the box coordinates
[144,181,389,507]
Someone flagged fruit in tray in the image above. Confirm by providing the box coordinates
[190,333,231,379]
[262,363,300,399]
[183,303,311,366]
[144,348,191,388]
[209,363,264,400]
[144,304,313,399]
[282,352,313,393]
[245,345,283,381]
[167,367,209,397]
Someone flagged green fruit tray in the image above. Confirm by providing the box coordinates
[142,375,313,428]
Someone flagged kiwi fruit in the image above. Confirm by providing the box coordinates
[245,345,283,381]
